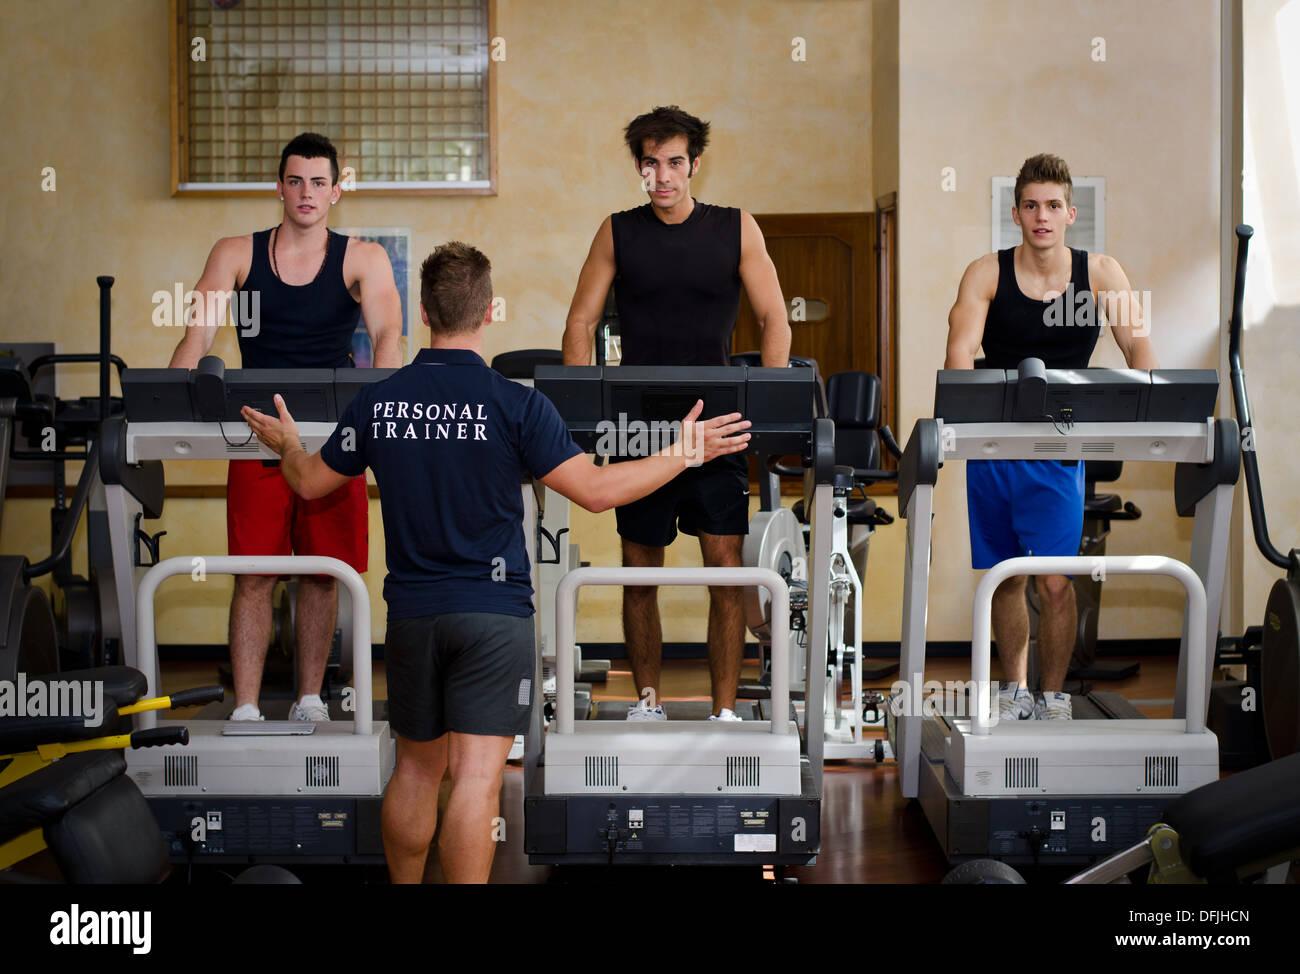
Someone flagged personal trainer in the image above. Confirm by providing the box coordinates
[562,106,791,721]
[243,241,752,883]
[168,133,403,722]
[945,153,1157,721]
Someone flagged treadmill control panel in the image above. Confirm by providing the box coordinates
[972,797,1167,863]
[148,797,385,863]
[526,793,820,864]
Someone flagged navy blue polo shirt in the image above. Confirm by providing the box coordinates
[320,348,582,621]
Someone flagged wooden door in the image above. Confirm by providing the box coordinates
[732,213,876,378]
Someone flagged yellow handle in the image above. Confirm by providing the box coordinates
[116,695,173,716]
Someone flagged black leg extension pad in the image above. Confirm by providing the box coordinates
[1165,751,1300,882]
[45,774,169,884]
[0,751,124,843]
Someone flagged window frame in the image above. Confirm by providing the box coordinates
[168,0,497,198]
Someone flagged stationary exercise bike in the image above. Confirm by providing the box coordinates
[0,278,161,685]
[0,275,166,681]
[740,363,901,759]
[1207,224,1300,768]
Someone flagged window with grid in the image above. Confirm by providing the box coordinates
[171,0,494,195]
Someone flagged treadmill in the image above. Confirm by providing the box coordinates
[101,357,401,864]
[886,360,1239,865]
[523,365,831,866]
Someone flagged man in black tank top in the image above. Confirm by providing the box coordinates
[562,106,792,720]
[946,154,1157,721]
[168,133,402,723]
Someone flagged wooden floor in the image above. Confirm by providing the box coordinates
[160,651,1184,884]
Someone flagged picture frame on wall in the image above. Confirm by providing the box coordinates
[334,227,413,365]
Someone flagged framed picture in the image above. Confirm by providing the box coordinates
[991,176,1105,254]
[335,227,413,365]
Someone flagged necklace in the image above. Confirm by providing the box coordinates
[270,224,329,284]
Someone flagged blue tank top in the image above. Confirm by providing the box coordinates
[237,228,360,369]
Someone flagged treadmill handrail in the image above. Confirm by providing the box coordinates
[554,567,789,736]
[135,557,372,734]
[1226,224,1291,570]
[970,555,1207,736]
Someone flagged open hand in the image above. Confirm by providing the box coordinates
[680,399,751,467]
[240,394,300,457]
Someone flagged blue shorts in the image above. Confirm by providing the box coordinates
[966,460,1085,570]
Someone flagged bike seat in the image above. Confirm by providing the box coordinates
[790,495,884,527]
[1084,492,1123,515]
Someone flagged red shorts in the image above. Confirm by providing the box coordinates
[226,460,368,574]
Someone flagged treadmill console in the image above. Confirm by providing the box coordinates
[122,357,397,424]
[534,365,816,457]
[934,359,1219,425]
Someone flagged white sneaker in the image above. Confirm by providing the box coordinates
[998,684,1035,722]
[708,708,743,721]
[626,701,667,721]
[230,703,264,721]
[288,695,330,721]
[1035,691,1073,720]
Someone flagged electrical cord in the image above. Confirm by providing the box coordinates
[218,419,257,448]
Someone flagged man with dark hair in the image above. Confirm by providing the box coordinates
[169,131,402,722]
[278,132,340,184]
[562,105,792,722]
[946,152,1157,721]
[242,241,753,882]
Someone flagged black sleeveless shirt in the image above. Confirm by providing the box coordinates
[611,201,742,366]
[981,247,1100,369]
[237,228,360,369]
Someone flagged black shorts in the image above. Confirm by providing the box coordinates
[614,454,750,547]
[384,612,534,741]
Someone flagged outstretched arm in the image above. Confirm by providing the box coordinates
[541,401,751,513]
[241,395,352,499]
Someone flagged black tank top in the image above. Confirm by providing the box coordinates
[611,201,742,366]
[982,247,1099,369]
[237,228,360,369]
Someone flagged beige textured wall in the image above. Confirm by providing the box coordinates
[9,2,1265,654]
[1240,0,1300,625]
[0,0,872,644]
[897,0,1223,641]
[871,0,898,199]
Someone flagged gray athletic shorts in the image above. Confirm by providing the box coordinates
[384,612,535,741]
